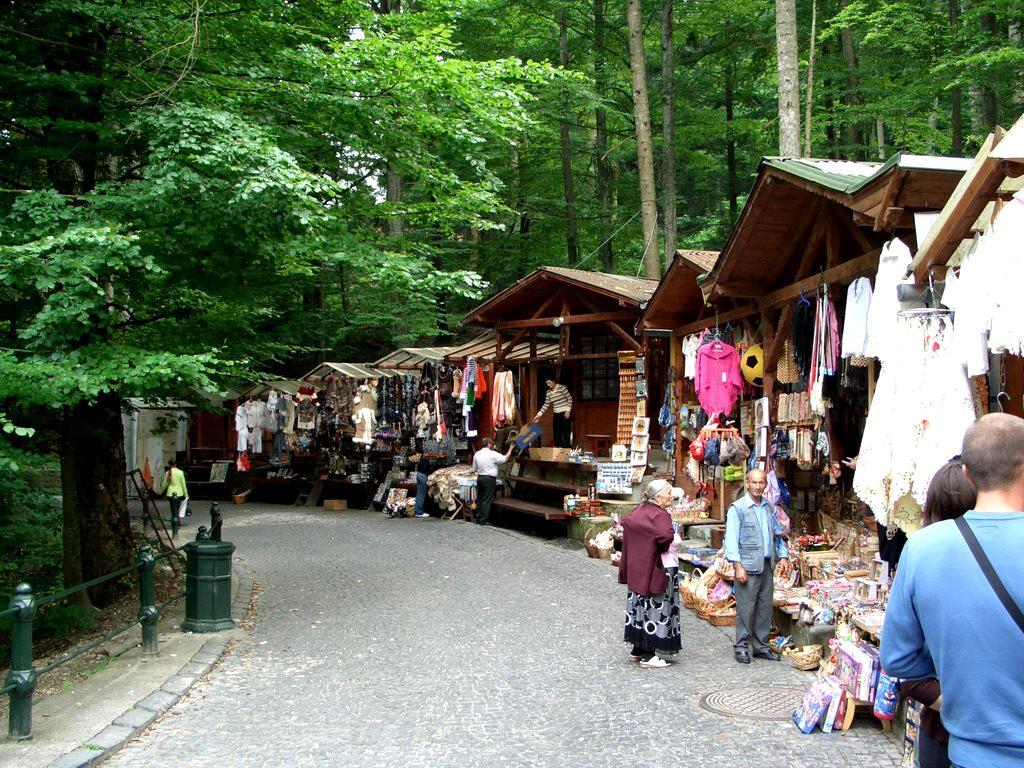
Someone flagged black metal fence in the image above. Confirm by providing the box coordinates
[1,544,186,741]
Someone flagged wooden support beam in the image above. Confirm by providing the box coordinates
[873,169,905,231]
[495,310,638,330]
[499,327,528,360]
[838,208,879,253]
[825,208,842,269]
[910,129,1006,283]
[714,281,764,299]
[765,303,795,372]
[760,310,777,403]
[674,304,758,336]
[757,248,882,309]
[607,321,642,351]
[530,292,561,320]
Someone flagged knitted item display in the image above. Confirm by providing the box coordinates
[694,341,743,417]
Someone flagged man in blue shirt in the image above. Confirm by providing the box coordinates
[882,413,1024,767]
[724,469,790,664]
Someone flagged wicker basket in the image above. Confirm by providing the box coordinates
[783,644,823,671]
[708,608,737,627]
[679,568,702,610]
[696,596,734,622]
[583,526,601,558]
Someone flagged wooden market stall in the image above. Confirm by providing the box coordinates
[639,154,977,486]
[459,266,661,527]
[462,266,661,452]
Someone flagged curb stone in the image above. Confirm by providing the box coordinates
[46,562,255,767]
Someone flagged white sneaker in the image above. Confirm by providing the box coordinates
[415,513,430,518]
[640,655,671,669]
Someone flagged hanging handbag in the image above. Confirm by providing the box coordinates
[777,338,799,384]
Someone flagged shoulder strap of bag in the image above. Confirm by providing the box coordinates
[955,516,1024,636]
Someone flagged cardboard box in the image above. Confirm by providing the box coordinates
[531,447,568,462]
[323,499,348,511]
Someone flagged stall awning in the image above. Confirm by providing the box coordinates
[241,380,313,398]
[373,346,456,371]
[302,362,382,381]
[446,332,561,363]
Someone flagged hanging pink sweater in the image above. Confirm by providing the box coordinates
[694,340,743,417]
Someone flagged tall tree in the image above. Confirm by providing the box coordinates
[661,0,677,267]
[593,0,615,271]
[558,7,581,266]
[775,0,802,156]
[627,0,662,278]
[804,0,818,157]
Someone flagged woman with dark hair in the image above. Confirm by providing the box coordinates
[901,459,976,768]
[618,479,682,669]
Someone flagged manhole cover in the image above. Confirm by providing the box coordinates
[698,685,805,721]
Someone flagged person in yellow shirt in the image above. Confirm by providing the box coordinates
[159,458,190,522]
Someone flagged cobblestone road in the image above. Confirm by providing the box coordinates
[106,505,901,768]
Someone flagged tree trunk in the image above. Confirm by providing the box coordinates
[626,0,661,278]
[775,0,801,156]
[950,0,963,154]
[60,409,92,610]
[660,0,676,268]
[839,0,863,156]
[63,396,131,606]
[593,0,614,271]
[558,7,580,266]
[42,25,132,602]
[725,62,739,220]
[875,117,886,160]
[803,0,818,157]
[979,11,998,130]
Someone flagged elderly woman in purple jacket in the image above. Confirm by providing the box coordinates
[618,478,682,669]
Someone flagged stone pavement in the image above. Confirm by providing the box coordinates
[104,504,902,768]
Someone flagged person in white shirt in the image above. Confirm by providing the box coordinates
[471,438,514,526]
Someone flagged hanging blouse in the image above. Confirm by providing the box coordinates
[986,192,1024,359]
[853,315,975,528]
[841,277,873,358]
[693,340,743,417]
[863,238,913,364]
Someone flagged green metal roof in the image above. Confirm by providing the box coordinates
[763,153,972,195]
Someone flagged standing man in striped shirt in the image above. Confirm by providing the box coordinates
[532,378,573,448]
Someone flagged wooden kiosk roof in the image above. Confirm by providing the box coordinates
[639,250,719,333]
[464,266,658,326]
[700,153,972,305]
[909,114,1024,282]
[446,331,560,363]
[462,266,658,356]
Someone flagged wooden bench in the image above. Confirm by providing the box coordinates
[493,497,566,521]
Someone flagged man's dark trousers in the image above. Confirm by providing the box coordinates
[553,412,572,448]
[733,557,774,653]
[476,475,497,524]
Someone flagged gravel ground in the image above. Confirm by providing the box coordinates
[105,504,902,768]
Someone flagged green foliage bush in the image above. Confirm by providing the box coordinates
[0,447,66,665]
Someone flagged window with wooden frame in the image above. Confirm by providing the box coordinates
[578,335,620,401]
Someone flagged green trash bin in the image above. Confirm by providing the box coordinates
[182,540,236,632]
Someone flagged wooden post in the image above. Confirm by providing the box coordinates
[672,334,685,483]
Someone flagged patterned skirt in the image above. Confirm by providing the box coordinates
[624,566,681,655]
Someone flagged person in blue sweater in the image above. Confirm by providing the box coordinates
[882,413,1024,768]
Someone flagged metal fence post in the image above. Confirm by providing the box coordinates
[6,583,37,741]
[169,498,180,539]
[137,546,158,656]
[209,501,222,542]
